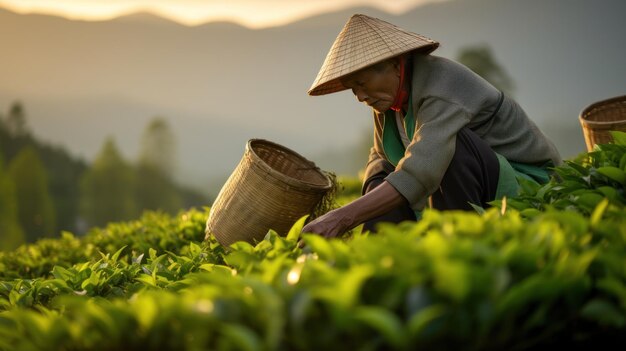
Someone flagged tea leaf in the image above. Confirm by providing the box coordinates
[597,166,626,184]
[353,306,406,348]
[287,215,309,242]
[610,131,626,146]
[220,324,262,351]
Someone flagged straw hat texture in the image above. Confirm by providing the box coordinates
[308,14,439,96]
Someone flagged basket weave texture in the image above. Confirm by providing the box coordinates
[579,95,626,151]
[206,139,332,246]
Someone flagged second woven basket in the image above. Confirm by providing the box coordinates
[579,95,626,151]
[206,139,332,246]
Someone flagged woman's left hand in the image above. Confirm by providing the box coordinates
[301,208,354,238]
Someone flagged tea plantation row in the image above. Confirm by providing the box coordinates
[0,133,625,350]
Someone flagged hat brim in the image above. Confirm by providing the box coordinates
[307,43,438,96]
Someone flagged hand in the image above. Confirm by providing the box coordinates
[301,181,407,239]
[301,208,354,238]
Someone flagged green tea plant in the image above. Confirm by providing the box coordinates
[0,133,625,350]
[0,209,208,280]
[1,207,624,350]
[493,131,626,219]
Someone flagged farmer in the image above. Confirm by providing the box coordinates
[301,14,561,237]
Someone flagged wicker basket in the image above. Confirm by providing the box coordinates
[205,139,332,246]
[579,95,626,151]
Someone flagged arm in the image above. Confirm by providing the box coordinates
[385,97,471,208]
[301,180,407,238]
[302,98,471,238]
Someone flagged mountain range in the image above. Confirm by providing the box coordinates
[1,0,624,195]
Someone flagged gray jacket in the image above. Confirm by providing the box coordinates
[364,54,562,209]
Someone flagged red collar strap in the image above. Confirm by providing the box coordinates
[390,55,408,112]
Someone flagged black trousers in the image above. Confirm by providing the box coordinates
[362,128,500,233]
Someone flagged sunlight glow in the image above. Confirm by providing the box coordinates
[287,265,303,285]
[0,0,447,28]
[193,299,214,314]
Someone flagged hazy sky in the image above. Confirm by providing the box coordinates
[0,0,445,28]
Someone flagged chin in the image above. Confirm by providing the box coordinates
[373,106,390,113]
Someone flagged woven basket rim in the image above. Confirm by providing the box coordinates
[579,94,626,124]
[247,139,333,190]
[579,116,626,129]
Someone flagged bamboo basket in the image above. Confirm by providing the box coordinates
[579,95,626,151]
[205,139,332,246]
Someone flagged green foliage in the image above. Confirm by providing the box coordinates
[0,153,24,250]
[492,131,626,219]
[5,101,28,136]
[138,117,176,178]
[7,146,56,241]
[80,137,139,227]
[1,134,625,350]
[0,102,88,236]
[0,209,208,281]
[135,117,183,214]
[1,205,625,350]
[135,164,183,214]
[335,176,362,206]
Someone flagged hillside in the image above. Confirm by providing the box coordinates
[0,0,624,193]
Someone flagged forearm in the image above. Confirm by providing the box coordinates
[338,180,408,228]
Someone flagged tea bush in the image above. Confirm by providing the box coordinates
[0,133,625,350]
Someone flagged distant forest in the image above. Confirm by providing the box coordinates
[0,102,209,250]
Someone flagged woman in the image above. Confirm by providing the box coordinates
[302,14,561,237]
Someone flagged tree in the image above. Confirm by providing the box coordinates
[456,45,515,98]
[135,118,182,213]
[41,144,87,234]
[138,117,176,177]
[80,137,138,227]
[0,153,25,250]
[7,146,56,242]
[135,164,183,214]
[1,102,88,234]
[6,101,29,136]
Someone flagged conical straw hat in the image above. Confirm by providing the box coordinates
[308,14,439,96]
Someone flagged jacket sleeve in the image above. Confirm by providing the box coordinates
[384,96,472,209]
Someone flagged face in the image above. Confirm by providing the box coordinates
[340,59,400,113]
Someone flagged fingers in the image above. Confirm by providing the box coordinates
[301,221,336,239]
[300,210,345,239]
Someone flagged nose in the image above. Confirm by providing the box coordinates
[353,88,368,103]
